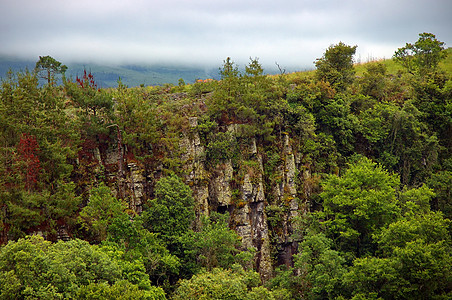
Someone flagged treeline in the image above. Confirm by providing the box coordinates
[0,32,451,299]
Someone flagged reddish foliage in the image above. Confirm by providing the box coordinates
[17,133,41,191]
[78,138,97,161]
[76,70,99,91]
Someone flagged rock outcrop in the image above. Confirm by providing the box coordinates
[89,117,303,279]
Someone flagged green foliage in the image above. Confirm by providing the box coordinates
[358,101,440,185]
[79,183,127,242]
[34,55,67,85]
[195,116,218,144]
[142,175,195,245]
[205,131,236,165]
[0,70,80,241]
[315,94,358,155]
[104,214,181,289]
[182,212,252,272]
[65,70,113,138]
[412,71,452,156]
[358,62,388,99]
[0,235,163,299]
[394,32,447,75]
[427,170,452,219]
[319,157,400,258]
[172,265,283,300]
[315,42,357,90]
[206,58,285,141]
[267,265,304,300]
[375,211,450,256]
[283,104,316,140]
[345,212,452,300]
[112,82,160,150]
[294,232,346,299]
[207,57,243,123]
[76,280,166,300]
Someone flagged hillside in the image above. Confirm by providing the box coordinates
[0,56,219,87]
[0,36,451,299]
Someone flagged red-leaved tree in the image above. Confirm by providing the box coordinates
[17,133,41,191]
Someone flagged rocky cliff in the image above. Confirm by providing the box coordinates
[82,116,306,279]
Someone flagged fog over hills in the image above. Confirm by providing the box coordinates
[0,55,227,87]
[0,55,305,87]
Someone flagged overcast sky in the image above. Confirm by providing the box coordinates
[1,0,451,70]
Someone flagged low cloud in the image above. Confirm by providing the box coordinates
[1,0,451,69]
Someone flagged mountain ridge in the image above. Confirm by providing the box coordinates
[0,55,220,87]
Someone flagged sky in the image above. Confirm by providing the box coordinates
[1,0,451,70]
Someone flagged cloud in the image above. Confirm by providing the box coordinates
[1,0,451,69]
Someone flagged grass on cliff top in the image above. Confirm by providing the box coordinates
[282,48,452,82]
[354,48,452,75]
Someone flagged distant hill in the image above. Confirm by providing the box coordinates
[0,55,220,87]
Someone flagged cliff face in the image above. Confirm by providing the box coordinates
[88,116,304,279]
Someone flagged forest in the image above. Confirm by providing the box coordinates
[0,32,451,299]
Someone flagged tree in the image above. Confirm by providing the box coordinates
[207,57,244,123]
[394,32,447,75]
[0,70,80,243]
[319,157,400,258]
[104,214,181,289]
[65,70,113,138]
[412,71,452,157]
[172,265,287,300]
[315,42,357,90]
[182,212,252,272]
[34,55,67,85]
[294,232,346,300]
[0,236,165,299]
[358,62,388,100]
[79,183,127,242]
[141,175,195,245]
[345,212,452,299]
[358,102,440,185]
[427,170,452,219]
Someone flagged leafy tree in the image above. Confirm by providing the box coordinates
[242,57,285,140]
[375,211,450,255]
[207,57,244,123]
[267,265,305,300]
[294,232,346,300]
[205,131,236,165]
[0,70,80,242]
[339,177,452,299]
[172,264,287,300]
[358,62,388,100]
[0,236,165,299]
[141,175,195,246]
[76,280,166,300]
[314,94,358,155]
[78,183,127,242]
[345,211,452,299]
[104,214,181,289]
[315,42,357,90]
[358,102,440,185]
[427,170,452,219]
[34,55,67,85]
[394,32,447,75]
[65,70,113,139]
[182,212,253,272]
[319,157,400,258]
[412,71,452,157]
[111,81,160,153]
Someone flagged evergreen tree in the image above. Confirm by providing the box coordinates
[315,42,357,90]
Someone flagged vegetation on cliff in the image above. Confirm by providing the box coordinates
[0,33,451,299]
